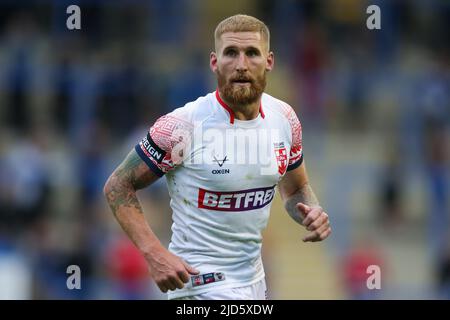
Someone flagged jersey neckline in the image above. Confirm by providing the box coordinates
[215,89,265,125]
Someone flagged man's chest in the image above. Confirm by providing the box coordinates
[182,123,292,189]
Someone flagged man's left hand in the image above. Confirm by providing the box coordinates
[297,203,331,242]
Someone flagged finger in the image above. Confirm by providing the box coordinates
[302,229,320,242]
[307,213,329,231]
[177,269,191,284]
[302,207,323,227]
[165,279,176,291]
[296,203,311,218]
[315,222,330,236]
[182,260,199,275]
[303,225,331,242]
[169,275,185,290]
[303,223,328,242]
[158,282,168,293]
[318,227,332,241]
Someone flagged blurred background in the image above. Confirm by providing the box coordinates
[0,0,449,299]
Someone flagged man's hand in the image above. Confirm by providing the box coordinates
[297,203,331,242]
[145,246,199,293]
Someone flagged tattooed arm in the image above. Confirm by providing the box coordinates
[278,162,331,242]
[103,149,198,293]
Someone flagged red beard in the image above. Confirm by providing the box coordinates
[217,70,266,106]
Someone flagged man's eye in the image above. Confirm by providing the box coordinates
[247,50,259,57]
[225,50,237,57]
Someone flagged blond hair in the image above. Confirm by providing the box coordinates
[214,14,270,51]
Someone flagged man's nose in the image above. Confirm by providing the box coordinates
[235,52,248,72]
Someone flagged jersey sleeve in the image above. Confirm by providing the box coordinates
[135,112,193,176]
[283,104,303,171]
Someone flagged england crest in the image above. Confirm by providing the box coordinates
[274,142,287,175]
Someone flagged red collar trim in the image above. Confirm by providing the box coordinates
[215,90,235,124]
[215,89,265,124]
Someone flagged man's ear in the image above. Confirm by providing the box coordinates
[266,51,274,72]
[210,52,218,73]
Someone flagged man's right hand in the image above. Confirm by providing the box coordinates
[144,247,199,293]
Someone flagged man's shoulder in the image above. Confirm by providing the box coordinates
[166,91,216,124]
[262,92,296,120]
[147,92,215,140]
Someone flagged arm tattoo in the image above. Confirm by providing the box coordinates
[104,149,158,215]
[284,183,319,225]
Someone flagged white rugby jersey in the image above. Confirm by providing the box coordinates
[135,90,303,299]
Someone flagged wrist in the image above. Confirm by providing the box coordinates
[140,241,165,259]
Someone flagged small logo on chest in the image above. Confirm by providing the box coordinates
[212,155,228,167]
[274,142,288,175]
[212,168,230,174]
[212,154,230,174]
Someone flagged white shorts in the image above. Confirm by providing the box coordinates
[173,279,268,300]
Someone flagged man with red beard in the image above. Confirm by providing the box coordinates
[104,14,331,300]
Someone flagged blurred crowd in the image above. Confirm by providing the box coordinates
[0,0,448,299]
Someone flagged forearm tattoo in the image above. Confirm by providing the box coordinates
[284,183,319,225]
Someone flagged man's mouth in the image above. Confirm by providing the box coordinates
[232,79,252,84]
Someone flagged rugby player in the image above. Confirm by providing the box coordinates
[104,14,331,300]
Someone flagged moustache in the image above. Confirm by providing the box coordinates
[230,75,254,83]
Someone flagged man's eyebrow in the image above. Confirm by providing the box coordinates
[222,45,261,53]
